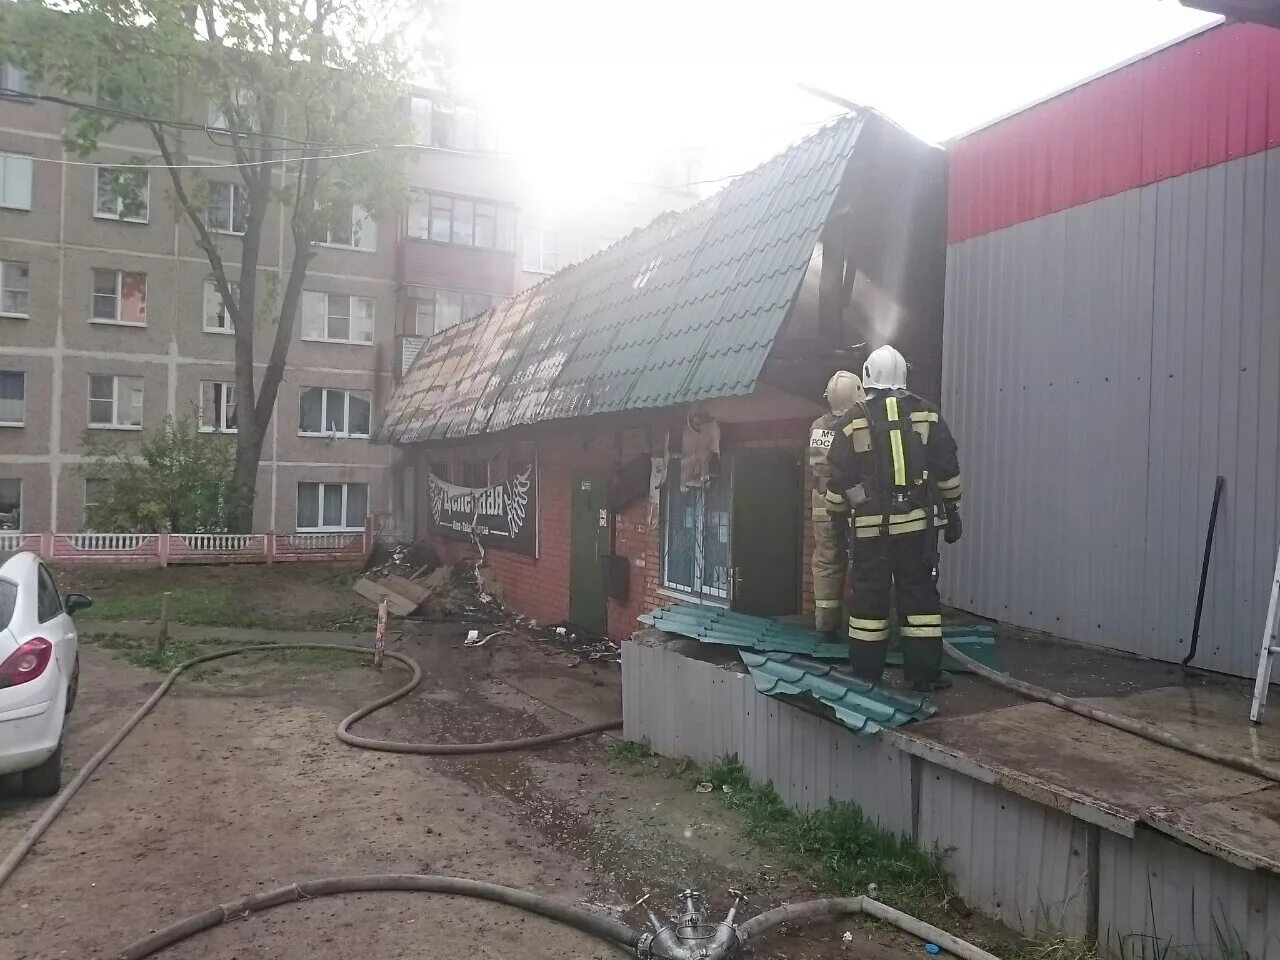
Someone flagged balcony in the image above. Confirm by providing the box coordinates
[397,238,516,296]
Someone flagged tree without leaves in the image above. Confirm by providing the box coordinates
[2,0,436,531]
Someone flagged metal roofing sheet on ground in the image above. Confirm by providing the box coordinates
[377,112,869,444]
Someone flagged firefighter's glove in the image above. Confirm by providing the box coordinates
[943,505,962,544]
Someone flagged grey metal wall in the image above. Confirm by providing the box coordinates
[941,147,1280,677]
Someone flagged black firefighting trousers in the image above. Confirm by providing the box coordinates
[846,530,943,685]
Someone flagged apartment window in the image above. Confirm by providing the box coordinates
[413,288,500,336]
[208,90,255,131]
[0,479,20,532]
[88,374,143,429]
[298,387,371,438]
[1,261,29,317]
[296,481,368,532]
[523,228,559,274]
[0,152,33,211]
[301,291,374,344]
[93,167,149,222]
[323,205,377,251]
[409,192,515,251]
[206,181,248,234]
[91,269,147,325]
[199,381,237,433]
[1,63,29,97]
[461,461,489,489]
[409,98,499,153]
[0,371,24,426]
[83,478,108,530]
[410,96,433,145]
[203,279,236,333]
[660,458,731,602]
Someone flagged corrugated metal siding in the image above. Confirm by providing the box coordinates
[1098,827,1280,959]
[941,146,1280,677]
[918,765,1092,937]
[949,22,1280,243]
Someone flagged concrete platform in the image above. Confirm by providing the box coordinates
[623,631,1280,958]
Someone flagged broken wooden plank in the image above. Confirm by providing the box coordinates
[353,577,417,616]
[380,574,434,607]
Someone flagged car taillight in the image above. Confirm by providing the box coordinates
[0,638,53,689]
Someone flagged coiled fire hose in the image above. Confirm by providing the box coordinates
[1,642,999,960]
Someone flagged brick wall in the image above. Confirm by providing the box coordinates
[417,412,819,643]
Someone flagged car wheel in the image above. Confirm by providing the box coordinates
[21,744,62,798]
[65,656,80,715]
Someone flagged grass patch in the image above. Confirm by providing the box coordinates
[81,584,375,632]
[82,631,370,678]
[697,754,950,908]
[606,739,656,764]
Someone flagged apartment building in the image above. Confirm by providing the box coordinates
[0,69,695,535]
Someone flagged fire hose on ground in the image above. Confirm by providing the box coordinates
[941,640,1280,784]
[0,642,1002,960]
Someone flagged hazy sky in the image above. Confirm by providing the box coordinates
[446,0,1220,210]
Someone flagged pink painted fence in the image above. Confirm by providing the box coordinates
[0,522,372,566]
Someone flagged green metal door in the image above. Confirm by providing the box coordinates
[731,450,802,617]
[569,470,610,635]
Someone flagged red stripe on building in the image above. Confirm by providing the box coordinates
[948,22,1280,243]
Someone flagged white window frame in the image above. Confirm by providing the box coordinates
[522,227,559,274]
[93,166,150,223]
[0,260,30,318]
[296,481,368,532]
[1,63,30,98]
[0,370,25,427]
[0,151,33,211]
[298,386,372,439]
[198,380,237,433]
[206,181,247,235]
[0,478,21,533]
[203,279,236,333]
[320,205,377,251]
[87,374,144,430]
[90,269,147,326]
[82,477,108,530]
[659,458,732,605]
[408,191,515,251]
[301,290,375,345]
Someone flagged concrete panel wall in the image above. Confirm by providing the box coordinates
[942,147,1280,677]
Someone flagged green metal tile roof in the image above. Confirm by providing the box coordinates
[376,112,871,444]
[740,651,935,733]
[639,603,1008,674]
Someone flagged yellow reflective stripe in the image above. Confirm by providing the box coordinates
[911,422,931,443]
[855,517,929,538]
[936,475,961,491]
[848,627,890,643]
[812,505,829,519]
[901,625,943,638]
[848,617,890,630]
[909,411,939,423]
[906,614,942,626]
[814,599,842,609]
[886,396,907,486]
[855,508,927,528]
[841,418,869,436]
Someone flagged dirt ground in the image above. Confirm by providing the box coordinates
[0,623,924,960]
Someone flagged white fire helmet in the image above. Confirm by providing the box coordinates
[824,370,865,416]
[862,345,907,391]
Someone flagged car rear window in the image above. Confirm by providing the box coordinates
[0,578,15,631]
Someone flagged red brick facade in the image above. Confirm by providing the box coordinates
[417,412,817,643]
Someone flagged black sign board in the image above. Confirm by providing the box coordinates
[428,460,537,556]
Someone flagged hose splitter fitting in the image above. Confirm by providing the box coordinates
[636,889,745,960]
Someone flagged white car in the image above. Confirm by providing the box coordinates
[0,551,91,796]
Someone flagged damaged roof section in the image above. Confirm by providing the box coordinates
[377,112,872,444]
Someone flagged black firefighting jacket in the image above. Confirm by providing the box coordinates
[822,390,962,539]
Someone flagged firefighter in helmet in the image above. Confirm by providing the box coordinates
[823,345,963,691]
[809,370,865,638]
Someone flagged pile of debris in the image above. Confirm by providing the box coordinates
[355,553,504,622]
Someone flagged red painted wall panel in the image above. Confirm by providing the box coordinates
[949,22,1280,243]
